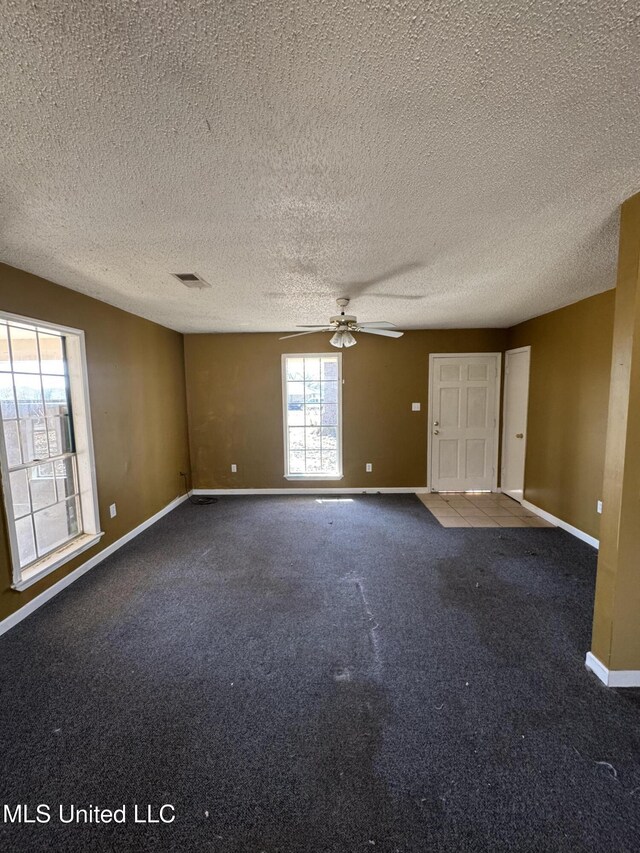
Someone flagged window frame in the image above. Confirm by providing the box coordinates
[281,352,344,481]
[0,311,103,591]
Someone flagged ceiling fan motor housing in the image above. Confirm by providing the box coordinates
[330,314,357,325]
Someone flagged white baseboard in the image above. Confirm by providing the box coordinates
[429,488,502,494]
[585,651,640,687]
[192,487,427,496]
[0,494,189,639]
[521,500,599,549]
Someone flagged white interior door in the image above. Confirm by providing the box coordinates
[429,354,500,492]
[501,347,531,502]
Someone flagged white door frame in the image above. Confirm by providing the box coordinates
[501,346,531,502]
[426,352,502,493]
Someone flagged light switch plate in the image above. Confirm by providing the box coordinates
[366,463,372,472]
[597,500,602,514]
[231,464,237,473]
[412,402,421,411]
[109,503,117,518]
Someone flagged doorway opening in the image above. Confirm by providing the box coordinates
[501,346,531,502]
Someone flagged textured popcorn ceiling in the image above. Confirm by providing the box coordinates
[0,1,639,333]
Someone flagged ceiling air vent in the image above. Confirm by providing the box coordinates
[172,272,211,289]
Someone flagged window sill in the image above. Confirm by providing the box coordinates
[12,532,105,592]
[284,475,344,481]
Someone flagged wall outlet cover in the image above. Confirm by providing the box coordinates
[412,402,421,411]
[366,463,372,472]
[231,464,237,473]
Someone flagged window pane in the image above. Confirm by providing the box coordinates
[0,324,10,372]
[322,449,338,472]
[321,381,338,405]
[19,418,48,464]
[0,373,16,418]
[305,381,320,404]
[47,416,73,456]
[3,420,21,467]
[289,451,305,474]
[287,408,304,426]
[29,462,57,512]
[305,405,321,426]
[38,333,65,375]
[286,381,304,410]
[321,403,338,425]
[9,469,30,518]
[289,426,305,450]
[286,358,304,381]
[304,358,321,381]
[9,327,39,373]
[305,451,322,472]
[306,427,321,449]
[15,515,36,567]
[321,427,337,449]
[14,374,44,418]
[55,456,77,500]
[33,497,79,556]
[42,374,68,415]
[70,497,82,539]
[321,358,338,380]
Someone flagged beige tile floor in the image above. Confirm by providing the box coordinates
[416,492,556,528]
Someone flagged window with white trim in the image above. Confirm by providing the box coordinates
[282,354,342,479]
[0,314,102,590]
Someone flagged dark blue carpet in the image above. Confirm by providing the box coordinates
[0,495,639,852]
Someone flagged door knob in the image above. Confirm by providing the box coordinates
[433,421,439,426]
[434,429,440,435]
[515,433,524,439]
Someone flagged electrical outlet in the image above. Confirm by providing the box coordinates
[231,464,237,473]
[109,503,117,519]
[597,500,602,514]
[412,402,421,411]
[366,463,372,472]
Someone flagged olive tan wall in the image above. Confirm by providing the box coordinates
[0,264,190,622]
[183,329,507,490]
[507,291,615,540]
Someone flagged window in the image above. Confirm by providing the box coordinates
[282,354,342,479]
[0,314,102,590]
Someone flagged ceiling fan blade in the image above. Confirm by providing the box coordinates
[358,321,396,328]
[279,330,328,340]
[358,327,404,338]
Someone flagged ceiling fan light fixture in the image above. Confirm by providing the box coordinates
[330,329,357,348]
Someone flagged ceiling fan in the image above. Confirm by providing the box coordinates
[279,298,404,348]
